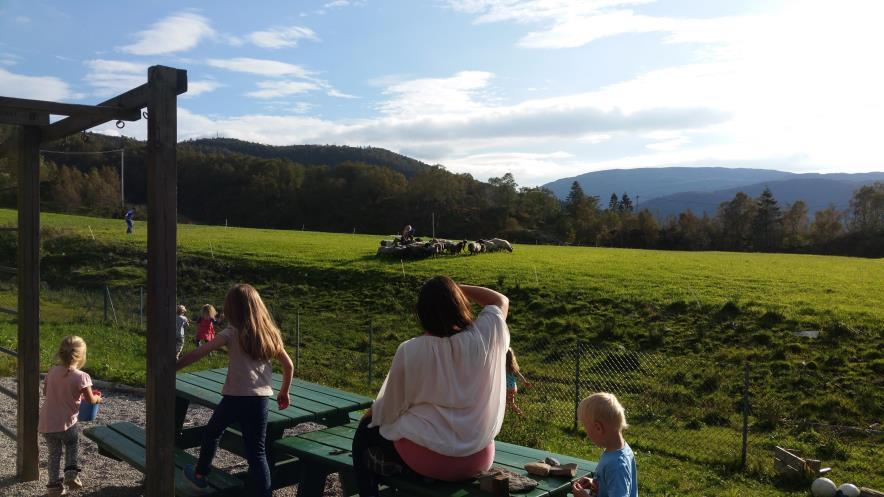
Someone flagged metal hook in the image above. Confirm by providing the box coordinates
[116,120,125,129]
[142,110,149,120]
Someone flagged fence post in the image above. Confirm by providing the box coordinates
[573,338,581,432]
[368,318,373,391]
[295,310,300,376]
[741,362,749,469]
[103,285,109,322]
[139,286,144,329]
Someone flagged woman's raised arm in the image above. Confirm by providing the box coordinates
[458,284,509,319]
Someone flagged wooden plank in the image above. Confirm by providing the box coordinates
[145,65,183,497]
[0,108,48,126]
[194,369,351,414]
[43,68,186,142]
[175,374,304,423]
[16,125,40,481]
[215,367,373,406]
[0,96,138,121]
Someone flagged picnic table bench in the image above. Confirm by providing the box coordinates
[274,412,598,497]
[85,368,373,495]
[84,421,244,497]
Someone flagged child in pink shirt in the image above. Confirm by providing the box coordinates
[38,336,102,497]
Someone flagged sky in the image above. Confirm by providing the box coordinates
[1,0,883,186]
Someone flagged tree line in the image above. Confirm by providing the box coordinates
[2,132,881,257]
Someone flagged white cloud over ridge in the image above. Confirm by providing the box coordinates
[119,12,215,55]
[185,80,223,97]
[83,59,148,96]
[0,68,73,101]
[246,80,320,98]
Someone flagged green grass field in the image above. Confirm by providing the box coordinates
[0,209,881,496]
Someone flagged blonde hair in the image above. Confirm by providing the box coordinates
[506,348,520,374]
[578,392,628,432]
[201,304,217,319]
[223,284,285,362]
[57,336,87,370]
[177,305,187,315]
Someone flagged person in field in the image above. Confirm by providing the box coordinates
[352,276,510,497]
[124,208,135,234]
[572,393,638,497]
[38,336,102,497]
[505,347,531,415]
[175,304,190,360]
[177,284,294,497]
[194,304,219,347]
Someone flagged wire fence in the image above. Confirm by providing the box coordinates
[14,282,884,477]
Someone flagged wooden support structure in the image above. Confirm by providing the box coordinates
[16,125,40,480]
[144,65,182,497]
[0,64,186,495]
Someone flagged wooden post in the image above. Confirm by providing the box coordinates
[144,65,184,497]
[17,125,40,481]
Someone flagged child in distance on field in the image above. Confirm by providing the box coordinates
[194,304,219,347]
[572,393,638,497]
[177,284,293,497]
[505,348,531,415]
[176,305,190,360]
[38,336,102,497]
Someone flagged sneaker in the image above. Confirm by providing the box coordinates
[63,471,83,490]
[183,464,208,490]
[46,483,67,497]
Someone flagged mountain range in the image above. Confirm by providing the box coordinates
[543,167,884,218]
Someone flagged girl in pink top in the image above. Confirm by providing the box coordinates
[177,284,294,497]
[38,336,102,497]
[353,276,510,497]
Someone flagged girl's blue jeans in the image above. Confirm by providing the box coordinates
[196,395,270,497]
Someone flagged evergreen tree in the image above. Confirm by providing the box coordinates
[566,181,586,216]
[608,193,619,211]
[716,192,756,250]
[620,192,633,212]
[752,187,783,251]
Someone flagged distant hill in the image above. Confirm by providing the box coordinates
[639,174,884,218]
[543,167,794,201]
[184,138,433,179]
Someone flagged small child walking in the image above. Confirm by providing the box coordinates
[38,336,102,497]
[177,284,294,497]
[176,305,190,360]
[194,304,219,347]
[572,392,638,497]
[505,348,531,415]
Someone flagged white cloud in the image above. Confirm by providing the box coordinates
[326,88,358,99]
[119,12,215,55]
[83,59,148,96]
[184,80,223,97]
[0,68,73,101]
[246,80,320,98]
[0,53,20,66]
[207,58,312,77]
[379,71,495,116]
[291,102,314,114]
[247,26,318,49]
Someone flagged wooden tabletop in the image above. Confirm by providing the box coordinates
[175,368,373,432]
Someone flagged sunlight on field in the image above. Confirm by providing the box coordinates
[4,209,881,328]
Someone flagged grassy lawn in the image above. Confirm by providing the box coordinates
[0,209,881,496]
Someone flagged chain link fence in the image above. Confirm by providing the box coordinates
[24,283,884,481]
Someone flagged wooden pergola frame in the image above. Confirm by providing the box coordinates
[0,65,186,496]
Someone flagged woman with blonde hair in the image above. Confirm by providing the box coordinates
[177,284,294,497]
[353,276,510,496]
[38,336,102,496]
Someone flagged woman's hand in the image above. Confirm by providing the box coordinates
[277,391,290,410]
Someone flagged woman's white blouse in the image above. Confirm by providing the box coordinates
[369,305,510,457]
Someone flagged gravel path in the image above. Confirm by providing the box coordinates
[0,378,342,497]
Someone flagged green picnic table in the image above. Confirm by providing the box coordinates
[275,412,598,497]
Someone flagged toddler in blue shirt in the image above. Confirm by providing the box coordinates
[572,392,638,497]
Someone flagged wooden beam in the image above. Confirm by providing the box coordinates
[0,107,49,126]
[43,70,186,143]
[145,65,183,497]
[17,125,40,481]
[0,96,138,122]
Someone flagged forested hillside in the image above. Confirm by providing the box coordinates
[1,130,881,257]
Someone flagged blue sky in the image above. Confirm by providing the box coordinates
[1,0,882,185]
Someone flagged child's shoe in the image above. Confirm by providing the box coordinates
[183,464,208,490]
[46,482,67,497]
[63,470,83,489]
